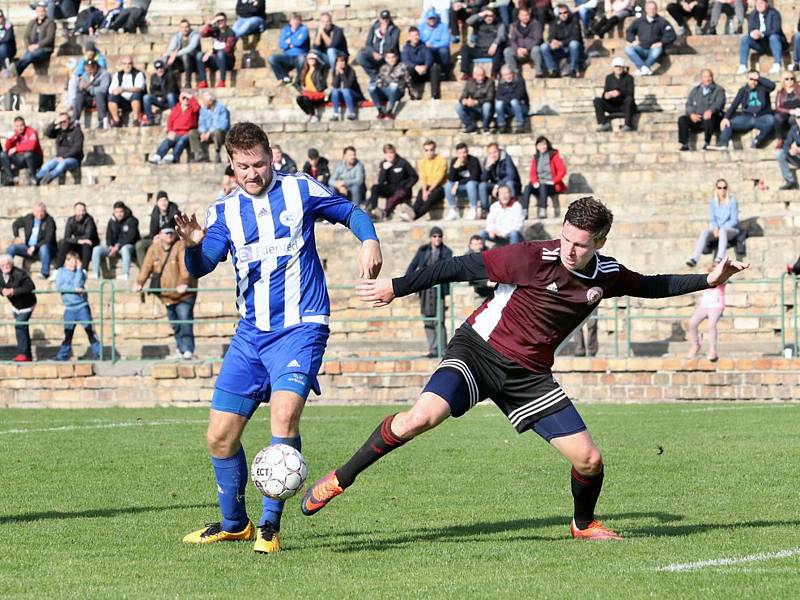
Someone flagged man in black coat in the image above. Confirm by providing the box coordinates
[6,201,57,279]
[366,143,419,220]
[540,5,584,78]
[0,253,36,361]
[56,201,99,268]
[356,9,400,80]
[143,60,180,126]
[90,201,141,280]
[624,0,676,76]
[405,226,453,357]
[594,57,636,131]
[35,113,83,185]
[135,190,180,267]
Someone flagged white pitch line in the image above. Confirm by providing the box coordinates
[679,404,798,413]
[656,548,800,572]
[0,419,210,435]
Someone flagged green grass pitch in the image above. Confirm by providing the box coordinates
[2,403,799,598]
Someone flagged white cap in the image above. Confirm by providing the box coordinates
[611,57,626,68]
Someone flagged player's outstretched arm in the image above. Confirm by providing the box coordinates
[620,256,750,299]
[176,212,226,278]
[706,256,750,287]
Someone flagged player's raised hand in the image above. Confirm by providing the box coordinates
[356,278,395,307]
[707,256,750,287]
[358,239,383,279]
[175,213,207,247]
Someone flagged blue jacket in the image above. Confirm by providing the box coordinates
[724,76,775,118]
[279,24,309,56]
[401,41,432,69]
[708,197,739,231]
[746,7,787,46]
[199,101,230,133]
[56,267,89,308]
[419,14,450,50]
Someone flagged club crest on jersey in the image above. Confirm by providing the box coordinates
[546,282,558,293]
[587,286,604,303]
[279,210,297,227]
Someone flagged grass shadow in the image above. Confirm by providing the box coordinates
[0,502,217,525]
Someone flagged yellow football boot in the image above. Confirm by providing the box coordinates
[182,520,255,544]
[253,523,281,554]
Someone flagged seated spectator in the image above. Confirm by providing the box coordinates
[403,26,440,100]
[143,59,179,126]
[460,9,506,79]
[523,136,567,219]
[541,4,584,78]
[197,12,237,88]
[575,0,599,34]
[737,0,785,75]
[686,179,739,266]
[423,0,452,32]
[330,54,363,121]
[191,92,229,162]
[232,0,266,39]
[624,1,676,76]
[46,0,79,21]
[776,110,800,190]
[594,57,636,132]
[72,41,107,78]
[295,51,328,121]
[54,251,101,361]
[148,91,200,164]
[403,139,447,221]
[165,19,201,89]
[0,253,36,362]
[366,143,418,220]
[792,16,800,71]
[530,0,556,26]
[709,70,775,150]
[419,9,451,80]
[271,145,297,173]
[445,142,482,221]
[12,3,55,77]
[504,7,543,78]
[357,9,400,81]
[73,0,116,36]
[108,56,145,127]
[687,271,725,361]
[268,12,309,85]
[91,201,140,281]
[368,50,409,120]
[495,64,529,133]
[774,72,800,146]
[135,190,179,266]
[108,0,150,33]
[587,0,632,39]
[456,65,495,134]
[449,1,486,44]
[0,116,42,186]
[302,148,330,185]
[6,202,56,279]
[72,59,111,129]
[132,226,197,359]
[479,142,521,213]
[480,184,525,246]
[36,113,83,184]
[56,201,99,269]
[706,0,745,35]
[312,12,348,69]
[331,146,366,206]
[678,68,726,151]
[666,0,709,37]
[0,10,17,76]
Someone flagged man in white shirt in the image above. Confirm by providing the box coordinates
[107,56,147,127]
[479,184,525,246]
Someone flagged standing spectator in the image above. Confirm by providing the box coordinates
[329,54,363,121]
[197,12,237,88]
[465,234,492,298]
[312,12,348,69]
[504,7,543,78]
[774,72,800,146]
[456,65,495,134]
[302,148,330,185]
[164,19,201,88]
[405,139,447,221]
[135,190,179,266]
[776,111,800,190]
[736,0,785,75]
[678,68,726,151]
[594,57,636,132]
[523,135,567,219]
[479,141,521,212]
[6,202,56,279]
[495,64,529,133]
[366,143,419,220]
[368,50,410,120]
[357,10,400,81]
[56,201,99,269]
[480,184,525,246]
[686,179,739,266]
[190,92,229,162]
[460,9,506,79]
[0,254,36,362]
[271,145,297,173]
[573,311,599,356]
[107,56,146,127]
[406,226,452,357]
[107,0,150,33]
[143,59,179,126]
[13,2,55,77]
[587,0,633,40]
[666,0,709,37]
[540,4,584,78]
[331,146,366,206]
[268,13,309,85]
[687,272,725,361]
[72,60,111,129]
[444,142,482,221]
[709,70,775,150]
[295,51,328,121]
[132,227,198,359]
[0,117,42,186]
[35,113,83,184]
[91,201,140,281]
[0,10,17,76]
[624,0,676,76]
[54,251,102,361]
[420,9,451,80]
[232,0,266,39]
[706,0,745,35]
[148,91,200,164]
[403,26,441,100]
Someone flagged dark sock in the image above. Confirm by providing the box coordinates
[335,414,407,488]
[571,466,604,530]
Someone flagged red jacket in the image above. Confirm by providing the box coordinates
[166,97,200,136]
[4,126,43,158]
[528,148,567,193]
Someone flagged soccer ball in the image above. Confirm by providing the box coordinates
[251,444,308,500]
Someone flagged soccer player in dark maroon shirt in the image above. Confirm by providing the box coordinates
[301,197,749,540]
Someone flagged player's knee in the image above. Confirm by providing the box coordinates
[271,403,302,433]
[206,428,238,457]
[575,448,603,476]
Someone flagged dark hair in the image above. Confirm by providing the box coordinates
[14,116,24,124]
[382,143,396,153]
[564,197,614,241]
[215,11,226,20]
[535,135,552,152]
[65,250,80,261]
[342,145,356,155]
[113,201,127,211]
[455,142,468,151]
[486,141,499,151]
[179,18,190,25]
[73,201,86,209]
[748,68,760,77]
[225,122,270,158]
[408,26,419,33]
[423,139,436,149]
[469,234,483,243]
[556,3,569,11]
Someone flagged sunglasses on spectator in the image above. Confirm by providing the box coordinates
[431,234,442,238]
[560,10,569,14]
[717,185,727,190]
[785,77,796,81]
[748,77,759,82]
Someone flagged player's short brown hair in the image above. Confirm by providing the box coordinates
[564,196,614,241]
[225,122,270,158]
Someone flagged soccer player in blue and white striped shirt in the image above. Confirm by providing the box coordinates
[176,122,382,553]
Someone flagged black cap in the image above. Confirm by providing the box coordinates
[307,148,319,159]
[156,190,169,200]
[154,59,165,69]
[84,40,96,51]
[429,226,443,237]
[84,59,97,68]
[380,9,391,19]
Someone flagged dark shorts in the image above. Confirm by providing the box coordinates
[423,325,585,437]
[108,93,143,110]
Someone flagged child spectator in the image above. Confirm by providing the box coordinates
[688,269,725,362]
[55,251,101,361]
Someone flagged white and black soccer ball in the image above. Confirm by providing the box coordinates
[251,444,308,500]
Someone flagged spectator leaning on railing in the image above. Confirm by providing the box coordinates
[6,202,56,280]
[0,116,42,186]
[0,253,36,362]
[56,201,99,269]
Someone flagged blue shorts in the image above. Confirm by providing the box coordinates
[212,320,329,419]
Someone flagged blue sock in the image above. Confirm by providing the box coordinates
[211,446,249,532]
[260,435,301,529]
